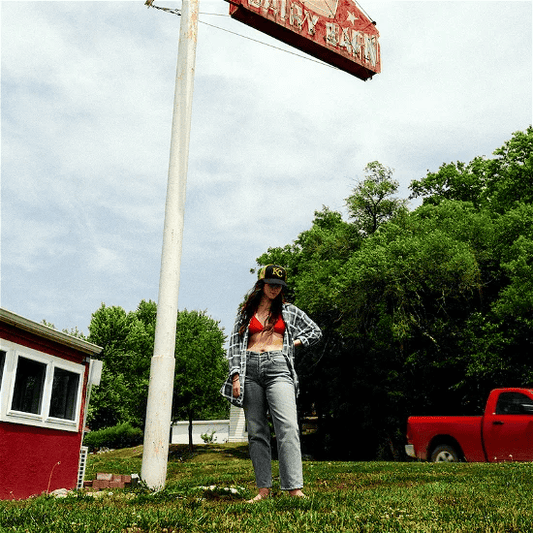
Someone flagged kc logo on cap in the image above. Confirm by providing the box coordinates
[271,267,284,279]
[258,264,288,286]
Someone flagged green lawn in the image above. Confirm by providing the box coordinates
[1,444,532,532]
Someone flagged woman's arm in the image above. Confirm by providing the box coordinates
[227,315,244,376]
[285,305,322,348]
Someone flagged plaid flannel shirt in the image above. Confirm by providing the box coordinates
[220,303,322,407]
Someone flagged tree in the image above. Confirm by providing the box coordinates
[257,206,361,316]
[256,207,367,458]
[87,302,154,430]
[252,130,533,460]
[39,320,87,339]
[87,301,227,441]
[316,200,502,454]
[484,126,533,212]
[409,158,489,208]
[409,127,533,211]
[459,203,533,389]
[346,161,408,235]
[171,310,227,451]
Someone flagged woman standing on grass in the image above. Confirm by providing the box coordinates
[221,265,322,502]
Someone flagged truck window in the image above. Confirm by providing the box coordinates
[495,392,533,415]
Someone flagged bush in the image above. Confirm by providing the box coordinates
[83,422,143,451]
[201,430,217,444]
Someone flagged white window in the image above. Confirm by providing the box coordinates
[0,340,85,432]
[49,367,80,421]
[11,356,47,415]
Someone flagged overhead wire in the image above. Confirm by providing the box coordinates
[145,1,341,72]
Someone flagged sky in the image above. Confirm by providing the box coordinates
[1,0,532,344]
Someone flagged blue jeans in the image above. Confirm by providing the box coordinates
[243,350,303,491]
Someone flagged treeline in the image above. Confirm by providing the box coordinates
[256,127,533,460]
[79,127,532,460]
[85,301,228,438]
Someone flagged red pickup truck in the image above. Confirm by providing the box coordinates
[405,388,533,462]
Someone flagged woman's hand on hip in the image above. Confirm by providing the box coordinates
[232,374,240,398]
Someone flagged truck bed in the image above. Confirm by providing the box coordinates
[406,415,487,462]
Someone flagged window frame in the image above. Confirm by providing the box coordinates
[0,339,85,432]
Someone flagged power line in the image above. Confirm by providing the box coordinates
[145,1,340,72]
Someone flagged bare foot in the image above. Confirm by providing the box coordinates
[289,489,307,498]
[246,488,270,503]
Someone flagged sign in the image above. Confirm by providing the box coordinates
[228,0,381,80]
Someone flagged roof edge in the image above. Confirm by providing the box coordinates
[0,308,102,356]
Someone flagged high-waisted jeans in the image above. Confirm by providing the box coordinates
[243,350,303,491]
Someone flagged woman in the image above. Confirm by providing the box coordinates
[221,265,322,502]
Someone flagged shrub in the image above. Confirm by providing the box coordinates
[83,422,143,451]
[201,430,217,444]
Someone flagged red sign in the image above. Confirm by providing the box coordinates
[228,0,381,80]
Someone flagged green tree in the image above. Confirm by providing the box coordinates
[459,203,533,390]
[253,132,533,460]
[256,207,366,458]
[87,300,227,439]
[406,127,533,402]
[336,201,494,339]
[409,157,489,208]
[87,303,154,430]
[409,127,533,211]
[257,206,361,316]
[484,126,533,212]
[39,320,87,339]
[172,310,227,451]
[346,161,408,235]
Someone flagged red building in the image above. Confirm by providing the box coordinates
[0,308,102,499]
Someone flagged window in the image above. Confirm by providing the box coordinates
[0,350,5,392]
[50,367,80,420]
[11,357,47,415]
[496,392,533,415]
[0,340,85,431]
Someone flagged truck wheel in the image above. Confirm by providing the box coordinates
[430,444,460,462]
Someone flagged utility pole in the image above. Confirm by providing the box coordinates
[141,0,199,491]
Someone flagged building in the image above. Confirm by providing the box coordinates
[0,309,102,499]
[228,404,247,443]
[170,405,247,445]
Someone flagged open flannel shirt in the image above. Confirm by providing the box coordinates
[220,303,322,408]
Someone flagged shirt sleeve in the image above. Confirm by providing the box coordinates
[226,313,245,375]
[285,304,322,348]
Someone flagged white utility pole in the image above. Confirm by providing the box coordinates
[141,0,199,491]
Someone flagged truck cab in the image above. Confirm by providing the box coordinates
[482,389,533,462]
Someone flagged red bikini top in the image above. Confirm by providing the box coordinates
[249,314,286,335]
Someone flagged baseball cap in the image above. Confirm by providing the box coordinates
[258,264,288,287]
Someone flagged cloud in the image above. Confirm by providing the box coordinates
[1,0,531,337]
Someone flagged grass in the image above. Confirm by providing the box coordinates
[1,443,533,532]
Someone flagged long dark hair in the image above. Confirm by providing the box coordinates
[238,280,286,337]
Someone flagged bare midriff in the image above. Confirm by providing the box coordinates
[247,329,284,353]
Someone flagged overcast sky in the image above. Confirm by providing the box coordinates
[1,0,531,343]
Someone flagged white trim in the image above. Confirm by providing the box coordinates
[0,339,84,432]
[0,308,101,356]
